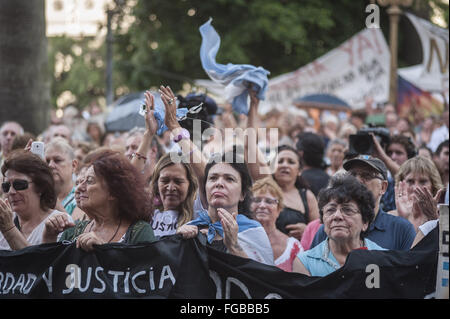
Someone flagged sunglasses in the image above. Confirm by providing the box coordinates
[1,179,33,193]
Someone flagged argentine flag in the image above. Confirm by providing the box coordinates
[199,18,270,115]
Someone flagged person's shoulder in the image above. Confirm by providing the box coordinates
[128,220,155,243]
[383,211,413,228]
[299,239,326,259]
[365,238,387,251]
[236,214,262,229]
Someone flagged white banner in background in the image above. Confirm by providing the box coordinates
[259,28,390,113]
[398,13,449,99]
[196,28,391,114]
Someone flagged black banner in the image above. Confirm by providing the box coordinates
[0,230,438,299]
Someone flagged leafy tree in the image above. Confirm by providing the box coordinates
[114,0,368,92]
[0,0,49,135]
[48,36,106,110]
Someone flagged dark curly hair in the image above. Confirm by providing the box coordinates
[1,150,56,211]
[91,152,152,222]
[388,135,417,159]
[318,173,375,239]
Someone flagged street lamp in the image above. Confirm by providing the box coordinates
[377,0,413,108]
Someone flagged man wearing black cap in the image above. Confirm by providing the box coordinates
[309,155,416,251]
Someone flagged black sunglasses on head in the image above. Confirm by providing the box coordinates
[1,179,33,193]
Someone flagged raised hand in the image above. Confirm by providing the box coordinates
[144,90,158,136]
[217,208,241,254]
[412,186,441,222]
[158,85,180,131]
[0,198,15,233]
[395,180,413,219]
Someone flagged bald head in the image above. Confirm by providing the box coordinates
[1,121,24,156]
[49,124,72,144]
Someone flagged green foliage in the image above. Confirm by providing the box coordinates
[48,36,106,109]
[114,0,368,92]
[47,0,449,109]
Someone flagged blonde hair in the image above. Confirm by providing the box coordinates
[251,177,284,210]
[395,156,443,195]
[149,153,198,228]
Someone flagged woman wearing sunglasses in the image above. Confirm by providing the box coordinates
[250,177,304,272]
[0,150,66,250]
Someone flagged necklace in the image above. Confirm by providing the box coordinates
[86,217,122,243]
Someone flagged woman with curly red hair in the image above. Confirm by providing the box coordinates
[43,151,156,251]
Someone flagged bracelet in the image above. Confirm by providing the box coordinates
[2,225,15,234]
[173,128,190,143]
[132,152,147,161]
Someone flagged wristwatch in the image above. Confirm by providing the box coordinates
[173,128,190,143]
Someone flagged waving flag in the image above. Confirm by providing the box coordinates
[199,18,270,114]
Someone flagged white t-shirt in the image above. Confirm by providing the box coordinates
[151,209,179,238]
[0,210,69,250]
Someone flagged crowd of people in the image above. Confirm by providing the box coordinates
[0,83,448,282]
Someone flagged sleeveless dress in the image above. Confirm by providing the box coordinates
[276,188,309,235]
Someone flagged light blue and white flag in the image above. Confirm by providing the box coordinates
[199,18,270,115]
[189,209,274,265]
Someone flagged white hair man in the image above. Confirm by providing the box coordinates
[45,137,85,220]
[0,121,24,168]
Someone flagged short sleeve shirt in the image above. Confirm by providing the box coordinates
[310,209,416,251]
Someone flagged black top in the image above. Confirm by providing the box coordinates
[301,168,330,197]
[276,188,310,235]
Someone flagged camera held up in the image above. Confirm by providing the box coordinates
[348,126,390,156]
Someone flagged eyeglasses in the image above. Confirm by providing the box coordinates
[251,197,279,205]
[349,170,383,181]
[1,179,33,193]
[322,205,360,218]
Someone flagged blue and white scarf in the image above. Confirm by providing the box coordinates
[199,18,270,115]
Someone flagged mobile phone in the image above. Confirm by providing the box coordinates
[31,141,45,160]
[139,104,147,116]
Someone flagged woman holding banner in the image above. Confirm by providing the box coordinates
[156,84,273,264]
[294,174,385,277]
[148,152,198,238]
[42,151,156,250]
[177,151,274,265]
[130,89,198,238]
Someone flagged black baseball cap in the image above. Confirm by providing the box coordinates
[343,155,388,180]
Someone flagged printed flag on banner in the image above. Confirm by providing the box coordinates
[0,230,439,299]
[397,75,445,120]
